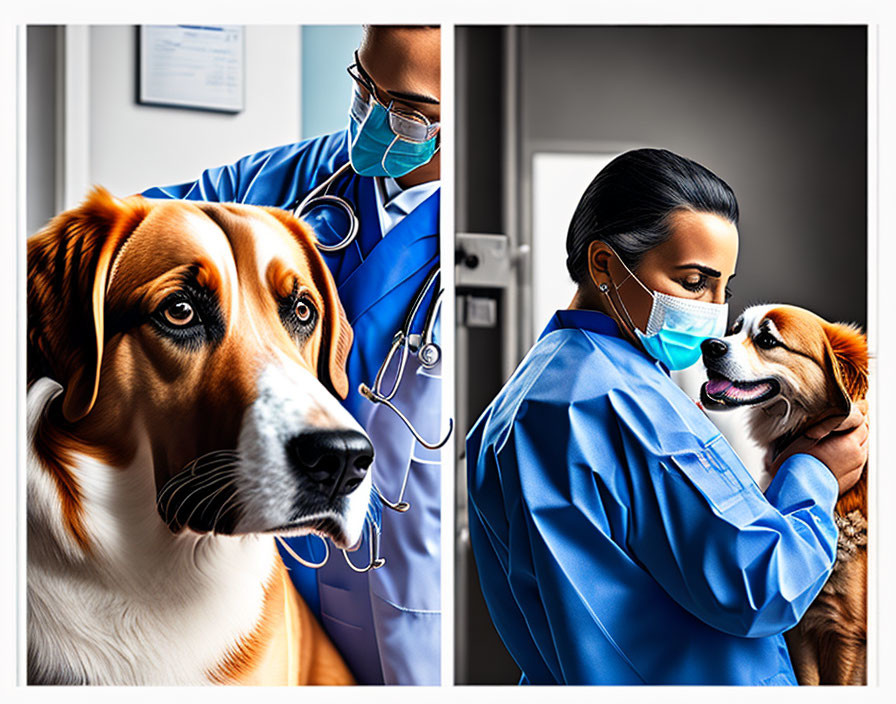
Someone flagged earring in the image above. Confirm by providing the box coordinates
[598,283,609,294]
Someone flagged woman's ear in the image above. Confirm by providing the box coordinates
[586,240,614,290]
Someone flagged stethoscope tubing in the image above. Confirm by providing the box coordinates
[285,167,451,572]
[293,162,360,252]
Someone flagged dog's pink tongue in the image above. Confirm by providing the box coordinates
[706,379,733,396]
[730,382,771,401]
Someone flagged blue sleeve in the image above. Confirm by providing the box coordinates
[141,155,244,202]
[604,386,838,638]
[499,387,838,643]
[139,136,338,207]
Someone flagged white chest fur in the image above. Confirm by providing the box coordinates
[27,380,276,685]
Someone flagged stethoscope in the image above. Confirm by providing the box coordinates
[286,163,453,572]
[293,162,360,252]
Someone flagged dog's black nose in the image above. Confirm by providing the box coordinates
[701,338,729,360]
[287,430,374,498]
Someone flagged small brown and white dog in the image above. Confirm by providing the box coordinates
[27,188,373,685]
[699,304,868,686]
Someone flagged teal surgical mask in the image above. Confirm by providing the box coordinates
[348,90,439,179]
[601,252,728,370]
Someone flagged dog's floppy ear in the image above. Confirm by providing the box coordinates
[263,208,354,399]
[28,187,151,422]
[820,320,869,411]
[313,263,353,399]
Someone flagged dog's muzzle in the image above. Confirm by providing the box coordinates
[700,337,781,409]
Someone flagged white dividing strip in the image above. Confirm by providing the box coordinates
[866,20,880,688]
[438,23,456,690]
[14,23,28,688]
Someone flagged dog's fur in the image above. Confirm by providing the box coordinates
[700,304,868,686]
[27,188,372,685]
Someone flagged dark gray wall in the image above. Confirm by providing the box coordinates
[27,26,59,237]
[521,25,867,328]
[455,26,519,686]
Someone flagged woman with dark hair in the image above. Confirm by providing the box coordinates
[466,149,868,685]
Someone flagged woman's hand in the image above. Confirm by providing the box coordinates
[771,400,869,495]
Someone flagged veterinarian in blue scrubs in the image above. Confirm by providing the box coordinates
[143,26,442,685]
[466,149,870,685]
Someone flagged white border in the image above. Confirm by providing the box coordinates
[439,24,456,690]
[5,2,895,700]
[865,23,879,687]
[11,22,27,695]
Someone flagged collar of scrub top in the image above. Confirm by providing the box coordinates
[375,176,441,237]
[541,309,623,339]
[542,309,670,375]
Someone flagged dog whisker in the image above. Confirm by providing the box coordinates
[187,448,241,466]
[157,465,235,512]
[158,465,239,518]
[180,477,239,530]
[162,468,238,518]
[157,460,226,501]
[195,478,240,523]
[156,454,240,500]
[210,493,244,536]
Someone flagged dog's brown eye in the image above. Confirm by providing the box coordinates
[295,298,314,324]
[163,301,195,326]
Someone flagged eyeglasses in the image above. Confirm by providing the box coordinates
[346,51,440,144]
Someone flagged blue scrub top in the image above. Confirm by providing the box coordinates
[143,130,442,685]
[466,309,839,685]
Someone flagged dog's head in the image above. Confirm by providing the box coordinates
[699,304,868,444]
[28,188,372,548]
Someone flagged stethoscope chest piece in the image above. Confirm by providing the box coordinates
[293,162,360,252]
[299,194,359,252]
[416,341,441,368]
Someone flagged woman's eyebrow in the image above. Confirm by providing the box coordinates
[675,263,722,277]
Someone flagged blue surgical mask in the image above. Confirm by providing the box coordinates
[605,253,728,371]
[348,91,439,178]
[634,291,728,370]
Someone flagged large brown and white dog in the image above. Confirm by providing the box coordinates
[27,188,373,685]
[699,304,868,686]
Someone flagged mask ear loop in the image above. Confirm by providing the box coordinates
[275,534,330,569]
[596,245,654,336]
[599,281,638,337]
[380,133,402,179]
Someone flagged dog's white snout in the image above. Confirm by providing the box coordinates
[233,362,372,538]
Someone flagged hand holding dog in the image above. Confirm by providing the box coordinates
[772,400,869,495]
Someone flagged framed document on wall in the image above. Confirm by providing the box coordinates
[138,25,245,113]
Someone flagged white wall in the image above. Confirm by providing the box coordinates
[531,151,617,333]
[87,25,301,198]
